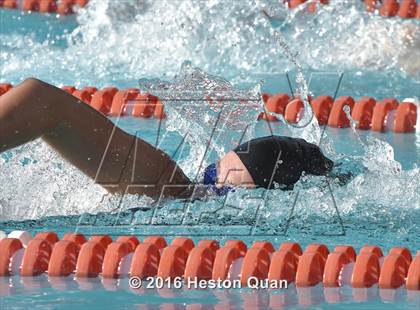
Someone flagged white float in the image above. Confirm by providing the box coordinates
[8,230,33,247]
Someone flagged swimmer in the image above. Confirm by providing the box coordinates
[0,78,333,199]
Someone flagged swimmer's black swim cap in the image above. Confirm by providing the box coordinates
[233,136,333,189]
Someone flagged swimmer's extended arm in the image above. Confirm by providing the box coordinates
[0,78,193,199]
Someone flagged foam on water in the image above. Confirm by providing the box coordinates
[71,0,419,80]
[138,61,264,176]
[1,0,419,85]
[0,141,110,220]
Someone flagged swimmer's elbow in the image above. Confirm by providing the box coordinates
[19,78,53,95]
[21,77,46,88]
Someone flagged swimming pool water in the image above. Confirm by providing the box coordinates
[1,274,419,309]
[1,1,420,309]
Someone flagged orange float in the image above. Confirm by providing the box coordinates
[365,0,381,12]
[184,247,215,280]
[360,245,384,257]
[379,0,399,17]
[101,87,119,97]
[39,0,57,13]
[116,236,140,252]
[268,250,299,283]
[289,0,307,9]
[351,253,380,288]
[3,0,17,9]
[224,240,247,256]
[212,247,243,280]
[172,237,195,254]
[90,90,116,115]
[307,0,329,13]
[73,89,94,104]
[311,95,333,125]
[144,236,167,249]
[389,247,412,263]
[48,240,79,276]
[279,242,302,256]
[75,241,106,277]
[284,98,304,123]
[130,243,161,278]
[327,96,355,128]
[266,93,290,115]
[81,86,97,96]
[102,241,133,278]
[406,253,420,290]
[0,238,23,276]
[262,93,271,103]
[34,231,59,245]
[153,98,166,119]
[20,238,52,276]
[398,0,417,18]
[90,235,113,249]
[307,2,316,14]
[378,254,410,289]
[22,0,39,11]
[305,243,330,264]
[62,85,76,94]
[75,0,88,7]
[393,101,417,133]
[333,245,357,261]
[132,93,157,118]
[197,240,220,253]
[351,97,376,130]
[62,233,87,249]
[257,112,279,122]
[57,1,74,15]
[417,4,420,19]
[258,93,290,122]
[371,98,398,132]
[323,251,353,287]
[157,245,189,279]
[251,241,275,253]
[240,248,271,286]
[109,88,139,116]
[0,83,13,95]
[295,251,325,287]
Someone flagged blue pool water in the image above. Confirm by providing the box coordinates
[1,1,420,309]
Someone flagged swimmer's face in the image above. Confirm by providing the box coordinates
[216,151,256,188]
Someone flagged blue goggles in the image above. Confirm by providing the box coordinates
[203,163,234,196]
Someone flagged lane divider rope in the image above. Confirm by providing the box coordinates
[1,82,416,133]
[2,0,420,19]
[0,230,419,290]
[288,0,420,19]
[0,0,88,15]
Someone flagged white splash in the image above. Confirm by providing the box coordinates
[1,0,419,86]
[0,141,115,221]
